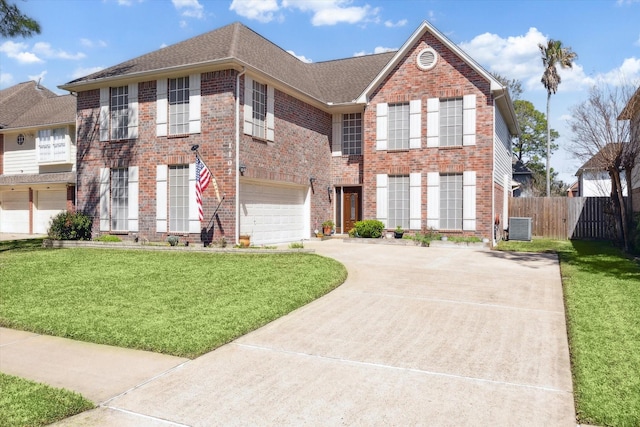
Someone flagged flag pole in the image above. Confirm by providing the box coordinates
[191,144,221,203]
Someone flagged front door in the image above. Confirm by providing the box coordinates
[342,187,361,233]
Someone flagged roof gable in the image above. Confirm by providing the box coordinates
[0,81,74,130]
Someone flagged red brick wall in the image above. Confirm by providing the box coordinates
[331,155,363,185]
[75,70,333,242]
[239,78,333,236]
[363,32,497,239]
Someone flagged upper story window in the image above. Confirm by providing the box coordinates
[110,86,129,140]
[156,74,201,138]
[169,77,190,135]
[388,103,410,150]
[37,127,68,163]
[243,75,274,142]
[342,113,362,155]
[426,95,476,148]
[252,80,267,139]
[376,100,421,151]
[440,98,463,147]
[100,84,138,142]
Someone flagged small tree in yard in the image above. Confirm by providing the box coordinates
[568,81,640,252]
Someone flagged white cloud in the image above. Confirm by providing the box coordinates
[71,66,104,79]
[80,38,107,48]
[113,0,143,5]
[596,57,640,86]
[0,41,43,64]
[33,42,85,60]
[230,0,379,26]
[230,0,279,23]
[459,27,547,90]
[28,70,47,85]
[287,50,312,63]
[310,4,378,26]
[384,19,407,28]
[353,46,396,57]
[172,0,204,19]
[0,73,14,86]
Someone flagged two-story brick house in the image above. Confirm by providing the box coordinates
[619,86,640,212]
[60,21,517,245]
[0,81,76,234]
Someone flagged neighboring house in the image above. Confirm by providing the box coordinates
[59,21,518,245]
[567,181,579,198]
[512,159,534,197]
[575,143,627,197]
[619,86,640,212]
[0,81,76,234]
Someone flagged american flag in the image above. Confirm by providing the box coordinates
[195,156,212,221]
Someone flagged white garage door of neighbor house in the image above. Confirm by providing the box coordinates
[240,182,307,245]
[1,191,30,233]
[35,190,67,234]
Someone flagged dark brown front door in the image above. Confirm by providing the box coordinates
[343,187,361,233]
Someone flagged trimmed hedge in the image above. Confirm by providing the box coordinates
[354,219,385,238]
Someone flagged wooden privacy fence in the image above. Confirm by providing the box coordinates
[509,197,617,240]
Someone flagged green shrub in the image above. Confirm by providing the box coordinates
[354,219,385,238]
[47,211,92,240]
[289,242,304,249]
[94,235,122,242]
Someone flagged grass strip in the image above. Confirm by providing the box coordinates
[0,247,347,358]
[0,373,93,427]
[497,238,640,427]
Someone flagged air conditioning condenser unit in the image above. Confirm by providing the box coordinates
[509,217,532,241]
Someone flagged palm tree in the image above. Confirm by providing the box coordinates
[539,39,577,197]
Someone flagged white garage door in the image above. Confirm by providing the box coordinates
[35,190,67,234]
[1,191,29,233]
[240,181,307,245]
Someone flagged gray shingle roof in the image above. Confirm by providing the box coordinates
[0,171,76,185]
[0,81,75,129]
[62,22,396,104]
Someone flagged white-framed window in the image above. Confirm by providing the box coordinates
[342,113,362,155]
[252,80,267,139]
[111,168,129,231]
[111,86,128,140]
[440,98,463,147]
[243,75,274,141]
[37,127,67,163]
[388,175,410,229]
[376,100,421,151]
[376,173,421,230]
[169,77,190,135]
[439,173,463,230]
[427,95,476,148]
[100,84,138,142]
[388,103,410,150]
[169,165,189,232]
[100,166,139,233]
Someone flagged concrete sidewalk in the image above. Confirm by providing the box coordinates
[1,240,576,426]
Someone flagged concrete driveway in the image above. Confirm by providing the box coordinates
[10,239,575,426]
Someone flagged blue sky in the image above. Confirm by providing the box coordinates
[1,0,639,184]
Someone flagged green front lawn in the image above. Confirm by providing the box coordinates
[0,244,347,359]
[497,238,640,427]
[0,373,93,427]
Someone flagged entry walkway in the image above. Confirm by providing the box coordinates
[1,240,576,426]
